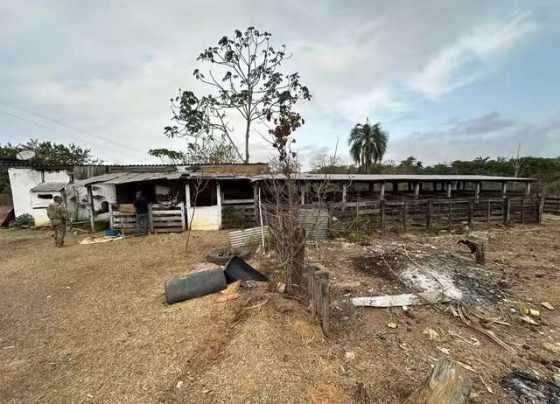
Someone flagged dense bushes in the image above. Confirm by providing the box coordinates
[9,214,35,229]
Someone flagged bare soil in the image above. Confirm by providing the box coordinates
[1,217,560,403]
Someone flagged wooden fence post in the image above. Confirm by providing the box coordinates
[538,195,545,223]
[307,269,315,316]
[520,196,526,223]
[180,201,186,231]
[486,199,491,224]
[448,200,453,230]
[318,271,330,336]
[503,197,511,226]
[426,199,433,230]
[148,203,154,234]
[109,203,114,229]
[380,199,386,235]
[467,199,474,230]
[402,201,408,233]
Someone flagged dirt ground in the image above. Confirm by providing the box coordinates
[1,217,560,403]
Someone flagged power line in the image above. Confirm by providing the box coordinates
[0,102,148,155]
[0,109,141,161]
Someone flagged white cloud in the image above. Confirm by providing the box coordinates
[0,1,554,168]
[410,11,537,98]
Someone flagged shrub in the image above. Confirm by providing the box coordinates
[9,214,35,229]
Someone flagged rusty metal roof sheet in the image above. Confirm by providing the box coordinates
[250,174,533,182]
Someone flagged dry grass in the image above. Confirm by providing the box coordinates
[0,229,348,403]
[1,218,560,403]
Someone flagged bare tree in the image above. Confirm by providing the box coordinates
[511,142,524,178]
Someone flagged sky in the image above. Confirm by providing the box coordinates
[1,0,559,169]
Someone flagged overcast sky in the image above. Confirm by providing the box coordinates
[1,1,559,168]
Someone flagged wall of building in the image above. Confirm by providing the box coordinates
[8,168,70,218]
[65,183,116,222]
[187,206,221,230]
[8,167,117,226]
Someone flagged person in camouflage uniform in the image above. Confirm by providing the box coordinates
[47,195,69,247]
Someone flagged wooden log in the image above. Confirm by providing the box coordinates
[467,199,474,230]
[404,358,472,404]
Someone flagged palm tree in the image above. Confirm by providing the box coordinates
[348,120,388,172]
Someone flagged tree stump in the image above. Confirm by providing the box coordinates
[404,358,471,404]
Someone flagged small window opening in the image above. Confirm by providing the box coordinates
[37,194,54,199]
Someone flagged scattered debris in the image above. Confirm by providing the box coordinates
[449,331,480,347]
[387,322,398,329]
[79,236,124,245]
[344,351,356,361]
[542,302,555,311]
[522,307,541,317]
[276,282,286,293]
[438,347,450,355]
[543,342,560,354]
[351,291,449,307]
[520,315,540,326]
[423,328,447,342]
[214,293,239,303]
[175,381,184,389]
[220,280,240,295]
[453,305,516,353]
[501,372,560,403]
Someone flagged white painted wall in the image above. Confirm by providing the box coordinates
[31,191,63,227]
[8,168,44,216]
[9,168,71,226]
[187,206,221,230]
[65,183,116,221]
[8,167,116,226]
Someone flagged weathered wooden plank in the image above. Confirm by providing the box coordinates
[351,291,450,307]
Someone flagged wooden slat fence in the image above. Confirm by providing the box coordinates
[309,195,542,238]
[544,195,560,215]
[110,203,185,233]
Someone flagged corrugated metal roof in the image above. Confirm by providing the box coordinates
[251,174,533,182]
[104,172,184,184]
[73,171,185,186]
[31,182,66,192]
[71,173,124,186]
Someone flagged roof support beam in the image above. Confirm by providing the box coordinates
[87,185,95,233]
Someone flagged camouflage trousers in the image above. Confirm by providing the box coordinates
[52,223,66,247]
